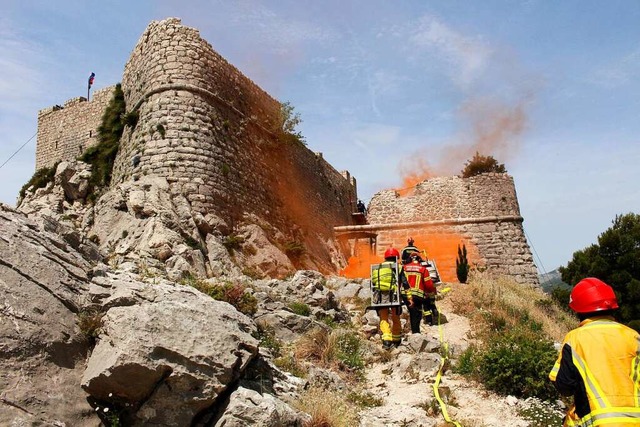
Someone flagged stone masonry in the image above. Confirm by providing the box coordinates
[35,86,114,170]
[337,173,539,285]
[33,18,538,282]
[35,18,357,274]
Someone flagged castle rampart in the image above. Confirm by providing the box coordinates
[35,86,114,170]
[337,173,539,284]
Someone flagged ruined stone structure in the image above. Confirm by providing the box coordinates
[33,18,539,283]
[336,173,540,285]
[35,86,114,170]
[35,18,357,274]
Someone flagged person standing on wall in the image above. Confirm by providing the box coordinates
[402,252,436,334]
[549,277,640,426]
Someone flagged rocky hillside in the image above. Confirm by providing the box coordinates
[0,197,570,426]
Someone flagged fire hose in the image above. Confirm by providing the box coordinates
[431,286,462,427]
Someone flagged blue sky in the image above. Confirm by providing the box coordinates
[1,0,638,272]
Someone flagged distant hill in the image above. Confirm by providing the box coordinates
[539,269,570,293]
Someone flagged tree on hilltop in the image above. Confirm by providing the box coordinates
[560,212,640,328]
[461,152,506,178]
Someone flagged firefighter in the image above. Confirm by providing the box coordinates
[375,247,410,349]
[401,237,420,265]
[402,252,436,334]
[549,277,640,426]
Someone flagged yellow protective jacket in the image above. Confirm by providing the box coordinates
[549,316,640,427]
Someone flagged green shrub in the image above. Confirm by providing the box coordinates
[81,84,126,201]
[273,355,307,378]
[284,240,306,258]
[276,101,306,146]
[456,244,470,283]
[288,302,311,317]
[474,328,559,399]
[184,235,203,251]
[184,277,258,316]
[461,152,506,178]
[334,330,365,373]
[123,111,139,128]
[223,235,244,252]
[19,162,59,199]
[256,323,282,357]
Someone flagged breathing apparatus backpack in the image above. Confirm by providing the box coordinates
[371,261,397,292]
[369,261,402,308]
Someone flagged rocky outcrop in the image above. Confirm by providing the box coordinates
[0,204,307,426]
[83,271,260,424]
[0,204,97,426]
[18,161,305,281]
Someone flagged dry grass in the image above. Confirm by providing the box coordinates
[295,327,336,366]
[449,271,575,342]
[293,386,359,427]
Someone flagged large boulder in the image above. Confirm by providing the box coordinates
[83,273,259,425]
[0,204,98,426]
[212,387,308,427]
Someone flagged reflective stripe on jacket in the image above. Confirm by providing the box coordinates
[549,316,640,426]
[402,262,435,299]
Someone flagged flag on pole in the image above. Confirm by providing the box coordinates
[88,72,95,89]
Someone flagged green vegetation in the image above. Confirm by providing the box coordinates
[256,322,283,357]
[450,273,575,401]
[80,84,127,202]
[19,161,59,199]
[284,240,306,259]
[457,327,558,398]
[222,234,244,252]
[461,152,506,178]
[294,328,365,379]
[456,243,470,283]
[559,212,640,327]
[77,309,103,345]
[288,301,311,316]
[181,273,258,316]
[277,101,306,146]
[346,390,383,408]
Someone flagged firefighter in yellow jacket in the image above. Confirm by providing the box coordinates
[549,277,640,426]
[374,248,410,349]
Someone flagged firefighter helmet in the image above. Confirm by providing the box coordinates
[384,247,400,260]
[407,237,415,246]
[569,277,619,313]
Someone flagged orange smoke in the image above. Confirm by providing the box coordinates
[339,239,381,278]
[396,157,435,197]
[340,229,480,283]
[395,94,532,194]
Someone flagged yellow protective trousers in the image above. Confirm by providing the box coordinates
[378,307,402,344]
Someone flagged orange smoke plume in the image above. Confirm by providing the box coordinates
[395,94,532,193]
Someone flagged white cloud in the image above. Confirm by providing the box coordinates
[588,45,640,89]
[408,15,493,88]
[0,20,42,106]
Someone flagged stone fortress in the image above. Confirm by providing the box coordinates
[34,18,539,284]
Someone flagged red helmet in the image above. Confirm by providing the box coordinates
[569,277,619,313]
[384,247,400,260]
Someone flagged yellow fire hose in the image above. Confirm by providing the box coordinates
[431,286,462,427]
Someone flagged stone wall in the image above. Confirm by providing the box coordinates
[35,86,114,170]
[337,173,539,285]
[109,18,356,272]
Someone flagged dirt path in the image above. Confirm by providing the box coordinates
[358,296,531,427]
